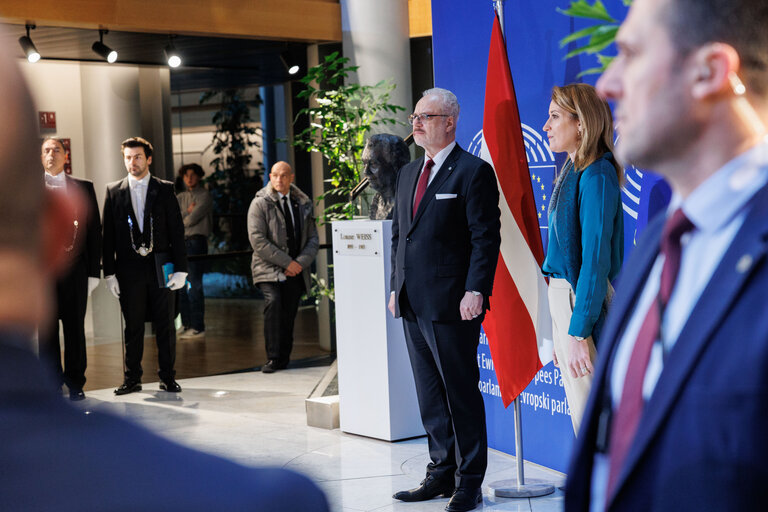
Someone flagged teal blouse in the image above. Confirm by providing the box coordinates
[542,153,624,339]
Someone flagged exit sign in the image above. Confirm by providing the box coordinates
[39,111,56,130]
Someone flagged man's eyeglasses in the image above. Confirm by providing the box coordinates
[408,113,450,125]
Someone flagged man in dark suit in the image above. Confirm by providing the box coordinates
[565,0,768,510]
[103,137,187,395]
[39,137,101,401]
[0,42,329,512]
[389,88,501,512]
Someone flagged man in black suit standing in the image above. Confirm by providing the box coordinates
[389,88,501,512]
[103,137,187,395]
[39,137,101,401]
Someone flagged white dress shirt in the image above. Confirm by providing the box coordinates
[421,140,457,186]
[128,173,150,233]
[44,171,67,191]
[590,138,768,511]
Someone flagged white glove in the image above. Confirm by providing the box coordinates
[167,272,188,291]
[87,277,99,296]
[105,275,120,298]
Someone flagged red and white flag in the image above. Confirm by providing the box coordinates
[481,14,551,407]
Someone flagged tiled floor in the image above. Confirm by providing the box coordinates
[74,365,565,512]
[82,300,327,390]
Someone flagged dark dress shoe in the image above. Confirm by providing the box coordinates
[393,475,454,502]
[160,380,182,392]
[69,389,86,401]
[114,380,142,395]
[262,360,277,374]
[445,487,482,512]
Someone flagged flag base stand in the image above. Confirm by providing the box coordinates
[489,397,556,499]
[487,479,555,498]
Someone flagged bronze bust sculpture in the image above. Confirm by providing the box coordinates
[362,134,410,220]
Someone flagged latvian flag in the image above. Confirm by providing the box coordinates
[480,14,552,407]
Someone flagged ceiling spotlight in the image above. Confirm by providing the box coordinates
[280,51,300,76]
[92,29,118,63]
[19,24,40,63]
[164,39,181,68]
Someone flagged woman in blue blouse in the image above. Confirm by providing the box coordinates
[542,83,624,434]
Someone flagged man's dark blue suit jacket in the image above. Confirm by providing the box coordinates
[565,181,768,511]
[390,144,501,321]
[0,335,329,511]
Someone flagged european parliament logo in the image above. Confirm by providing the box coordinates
[616,134,665,248]
[468,123,557,242]
[617,133,642,222]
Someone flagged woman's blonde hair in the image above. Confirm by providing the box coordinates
[551,83,622,182]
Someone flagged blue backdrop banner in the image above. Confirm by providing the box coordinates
[430,0,642,473]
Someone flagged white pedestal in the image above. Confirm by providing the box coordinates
[332,220,425,441]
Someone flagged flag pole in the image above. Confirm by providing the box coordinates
[495,0,505,38]
[486,0,555,499]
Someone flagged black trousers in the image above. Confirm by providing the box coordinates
[400,292,487,489]
[118,260,176,382]
[179,235,207,331]
[40,259,88,390]
[257,276,304,365]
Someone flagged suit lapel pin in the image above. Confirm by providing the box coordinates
[736,254,753,274]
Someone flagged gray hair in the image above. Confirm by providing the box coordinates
[422,87,460,121]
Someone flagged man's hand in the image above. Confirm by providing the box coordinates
[388,292,396,317]
[187,202,195,214]
[568,335,594,379]
[87,277,99,296]
[459,291,483,321]
[285,261,303,277]
[105,275,120,299]
[167,272,188,291]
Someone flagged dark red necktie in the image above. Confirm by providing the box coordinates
[606,208,694,500]
[412,158,435,216]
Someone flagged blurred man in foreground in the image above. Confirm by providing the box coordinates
[0,42,329,511]
[566,0,768,510]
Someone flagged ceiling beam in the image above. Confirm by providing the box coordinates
[0,0,342,43]
[408,0,432,38]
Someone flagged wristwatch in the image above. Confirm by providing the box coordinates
[574,336,586,341]
[469,290,481,296]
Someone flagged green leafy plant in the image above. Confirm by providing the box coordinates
[200,89,263,254]
[292,51,406,224]
[557,0,632,77]
[307,265,335,305]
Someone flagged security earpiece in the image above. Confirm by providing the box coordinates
[728,71,747,96]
